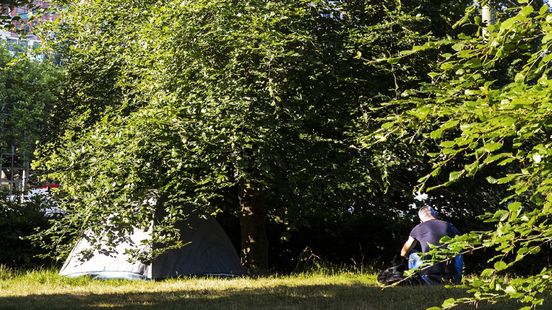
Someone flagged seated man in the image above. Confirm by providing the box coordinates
[400,205,463,284]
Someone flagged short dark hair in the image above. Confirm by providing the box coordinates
[418,206,437,219]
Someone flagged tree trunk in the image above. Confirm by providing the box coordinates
[481,4,494,38]
[238,179,269,273]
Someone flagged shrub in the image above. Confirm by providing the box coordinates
[0,191,55,268]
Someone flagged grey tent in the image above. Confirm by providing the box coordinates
[60,214,244,279]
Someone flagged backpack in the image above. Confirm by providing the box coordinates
[377,263,422,286]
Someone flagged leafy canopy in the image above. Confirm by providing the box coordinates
[0,47,61,166]
[367,1,551,308]
[36,0,373,260]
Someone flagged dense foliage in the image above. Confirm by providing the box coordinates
[0,192,56,268]
[0,42,61,268]
[0,47,61,164]
[33,0,479,271]
[367,1,551,308]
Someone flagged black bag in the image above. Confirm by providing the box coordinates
[377,263,422,286]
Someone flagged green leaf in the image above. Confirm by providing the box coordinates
[507,202,522,215]
[440,62,455,70]
[481,268,495,277]
[539,4,549,15]
[442,298,457,309]
[381,122,395,130]
[431,167,442,177]
[498,158,516,166]
[451,43,464,52]
[442,119,459,130]
[515,73,526,82]
[504,285,517,294]
[494,261,508,271]
[497,174,516,184]
[490,210,508,222]
[407,106,432,120]
[430,129,444,139]
[448,170,464,182]
[483,142,503,152]
[519,5,534,17]
[440,141,456,148]
[500,18,516,32]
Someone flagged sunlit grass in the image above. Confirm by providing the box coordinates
[0,269,374,295]
[0,268,544,309]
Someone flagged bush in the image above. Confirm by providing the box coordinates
[0,191,55,268]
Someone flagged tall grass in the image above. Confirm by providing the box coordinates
[0,268,546,310]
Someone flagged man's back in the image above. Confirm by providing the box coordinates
[409,219,459,275]
[410,219,459,253]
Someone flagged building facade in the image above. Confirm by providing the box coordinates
[0,1,58,59]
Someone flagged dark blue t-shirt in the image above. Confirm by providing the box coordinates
[409,219,459,275]
[409,219,459,253]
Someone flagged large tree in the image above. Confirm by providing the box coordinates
[36,0,475,272]
[37,0,365,270]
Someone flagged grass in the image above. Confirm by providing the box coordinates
[0,268,546,309]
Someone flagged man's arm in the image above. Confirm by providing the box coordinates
[400,236,417,258]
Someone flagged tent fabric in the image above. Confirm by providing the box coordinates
[59,215,244,279]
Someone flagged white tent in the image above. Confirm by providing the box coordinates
[60,214,244,279]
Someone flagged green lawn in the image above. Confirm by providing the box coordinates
[0,270,543,309]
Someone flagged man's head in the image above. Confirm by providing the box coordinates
[418,206,437,222]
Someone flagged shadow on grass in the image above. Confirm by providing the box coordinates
[0,283,540,310]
